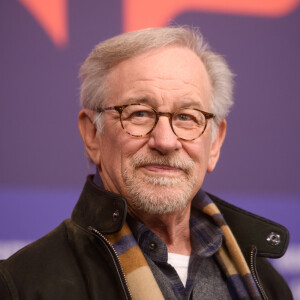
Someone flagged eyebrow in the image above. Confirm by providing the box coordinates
[123,97,205,110]
[125,97,153,105]
[179,99,204,109]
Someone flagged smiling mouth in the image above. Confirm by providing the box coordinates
[142,164,181,173]
[131,153,194,175]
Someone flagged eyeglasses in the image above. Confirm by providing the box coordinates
[95,103,215,141]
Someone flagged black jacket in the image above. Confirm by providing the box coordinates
[0,176,293,299]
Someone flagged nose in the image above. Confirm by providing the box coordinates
[147,115,182,155]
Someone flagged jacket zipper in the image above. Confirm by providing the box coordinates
[249,245,268,300]
[88,226,132,300]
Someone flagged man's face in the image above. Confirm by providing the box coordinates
[87,46,225,215]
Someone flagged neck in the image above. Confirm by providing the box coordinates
[129,204,192,256]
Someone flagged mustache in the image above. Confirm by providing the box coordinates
[130,152,195,173]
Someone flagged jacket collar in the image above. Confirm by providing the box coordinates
[71,175,289,258]
[71,175,127,234]
[209,193,289,259]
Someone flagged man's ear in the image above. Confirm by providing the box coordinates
[207,119,227,173]
[78,109,101,165]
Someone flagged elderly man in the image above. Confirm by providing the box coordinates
[0,27,292,299]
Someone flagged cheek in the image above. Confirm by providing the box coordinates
[98,131,123,169]
[108,136,147,171]
[120,138,148,164]
[183,140,212,176]
[184,139,210,163]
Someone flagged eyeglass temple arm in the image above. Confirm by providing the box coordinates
[201,111,215,119]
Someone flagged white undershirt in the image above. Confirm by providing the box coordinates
[168,253,190,287]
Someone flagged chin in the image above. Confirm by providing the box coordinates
[122,166,199,214]
[125,178,194,215]
[132,192,190,215]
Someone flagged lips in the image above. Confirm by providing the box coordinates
[142,164,182,175]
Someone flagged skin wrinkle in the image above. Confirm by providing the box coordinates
[106,47,211,105]
[134,77,204,92]
[131,81,206,101]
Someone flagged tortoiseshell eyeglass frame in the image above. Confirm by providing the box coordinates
[94,103,215,141]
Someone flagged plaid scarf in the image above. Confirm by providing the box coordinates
[105,201,262,300]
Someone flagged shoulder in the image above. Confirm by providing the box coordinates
[1,220,70,268]
[0,220,87,299]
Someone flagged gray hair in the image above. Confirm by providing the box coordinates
[79,26,234,134]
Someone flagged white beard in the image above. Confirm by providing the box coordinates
[122,152,197,215]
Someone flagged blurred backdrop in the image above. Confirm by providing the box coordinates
[1,0,299,297]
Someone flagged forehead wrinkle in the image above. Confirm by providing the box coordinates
[133,77,211,104]
[122,78,208,109]
[134,77,202,91]
[107,47,212,110]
